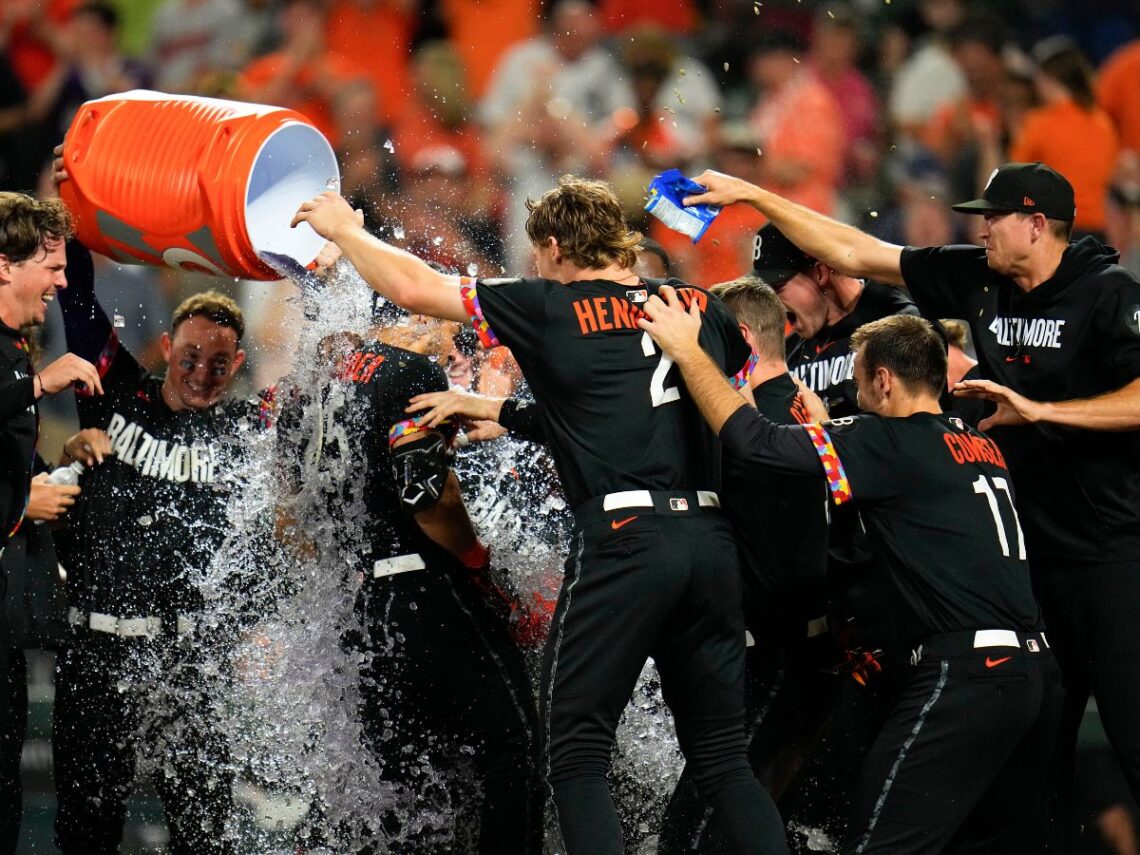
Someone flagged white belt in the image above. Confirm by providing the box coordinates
[68,607,198,638]
[372,553,426,579]
[973,629,1048,649]
[602,490,720,511]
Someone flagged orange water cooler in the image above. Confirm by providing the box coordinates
[59,90,339,281]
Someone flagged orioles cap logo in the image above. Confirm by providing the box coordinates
[752,234,763,262]
[984,168,999,191]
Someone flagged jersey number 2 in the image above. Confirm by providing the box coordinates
[641,332,680,407]
[972,475,1027,559]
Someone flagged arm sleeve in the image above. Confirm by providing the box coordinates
[499,398,545,443]
[1096,271,1140,386]
[382,356,454,448]
[459,277,547,356]
[899,244,987,319]
[58,241,145,399]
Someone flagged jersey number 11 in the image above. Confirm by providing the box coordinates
[972,474,1027,560]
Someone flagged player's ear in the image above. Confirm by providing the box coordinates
[548,237,562,262]
[160,331,172,363]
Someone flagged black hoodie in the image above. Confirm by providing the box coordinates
[901,237,1140,563]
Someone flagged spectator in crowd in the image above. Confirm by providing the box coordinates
[807,3,881,186]
[681,160,1140,845]
[236,0,359,145]
[1010,37,1119,240]
[1106,150,1140,277]
[747,30,845,216]
[146,0,246,94]
[887,0,968,143]
[1097,38,1140,155]
[440,0,539,101]
[326,0,416,126]
[479,0,633,271]
[617,25,721,167]
[390,41,491,201]
[333,78,398,236]
[26,1,151,144]
[924,15,1007,184]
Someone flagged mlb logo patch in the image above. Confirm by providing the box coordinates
[1027,639,1039,652]
[627,289,648,304]
[669,497,689,511]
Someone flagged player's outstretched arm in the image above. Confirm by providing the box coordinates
[683,170,906,286]
[292,192,468,323]
[955,376,1140,432]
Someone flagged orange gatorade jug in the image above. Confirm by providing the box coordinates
[59,90,339,281]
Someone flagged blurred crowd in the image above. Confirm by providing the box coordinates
[3,0,1140,433]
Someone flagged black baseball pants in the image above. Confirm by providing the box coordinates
[845,631,1062,854]
[52,636,234,854]
[541,494,788,855]
[356,559,542,855]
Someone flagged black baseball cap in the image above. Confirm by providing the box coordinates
[951,162,1075,221]
[752,223,815,286]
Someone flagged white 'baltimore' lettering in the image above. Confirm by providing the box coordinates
[792,352,858,392]
[104,412,218,483]
[987,316,1065,349]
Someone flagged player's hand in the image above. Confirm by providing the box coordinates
[406,389,505,430]
[792,376,829,423]
[290,191,361,242]
[681,169,761,208]
[37,353,104,396]
[51,143,68,192]
[464,420,508,442]
[638,285,703,362]
[62,428,112,466]
[953,378,1043,430]
[26,474,80,522]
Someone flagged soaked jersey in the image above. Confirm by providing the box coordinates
[460,276,754,509]
[277,343,452,565]
[786,281,919,417]
[901,238,1140,561]
[55,335,269,617]
[720,408,1042,646]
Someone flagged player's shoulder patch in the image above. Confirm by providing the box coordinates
[1122,302,1140,338]
[824,415,861,433]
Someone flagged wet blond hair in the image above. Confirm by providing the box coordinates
[525,175,641,271]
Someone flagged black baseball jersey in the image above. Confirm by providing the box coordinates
[0,324,37,547]
[719,406,1042,647]
[901,238,1140,562]
[786,281,919,417]
[277,342,452,564]
[460,276,754,509]
[54,335,268,617]
[723,373,828,635]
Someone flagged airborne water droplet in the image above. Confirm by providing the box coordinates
[113,314,125,328]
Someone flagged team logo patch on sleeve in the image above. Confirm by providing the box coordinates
[1126,304,1140,337]
[803,422,853,505]
[458,277,502,349]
